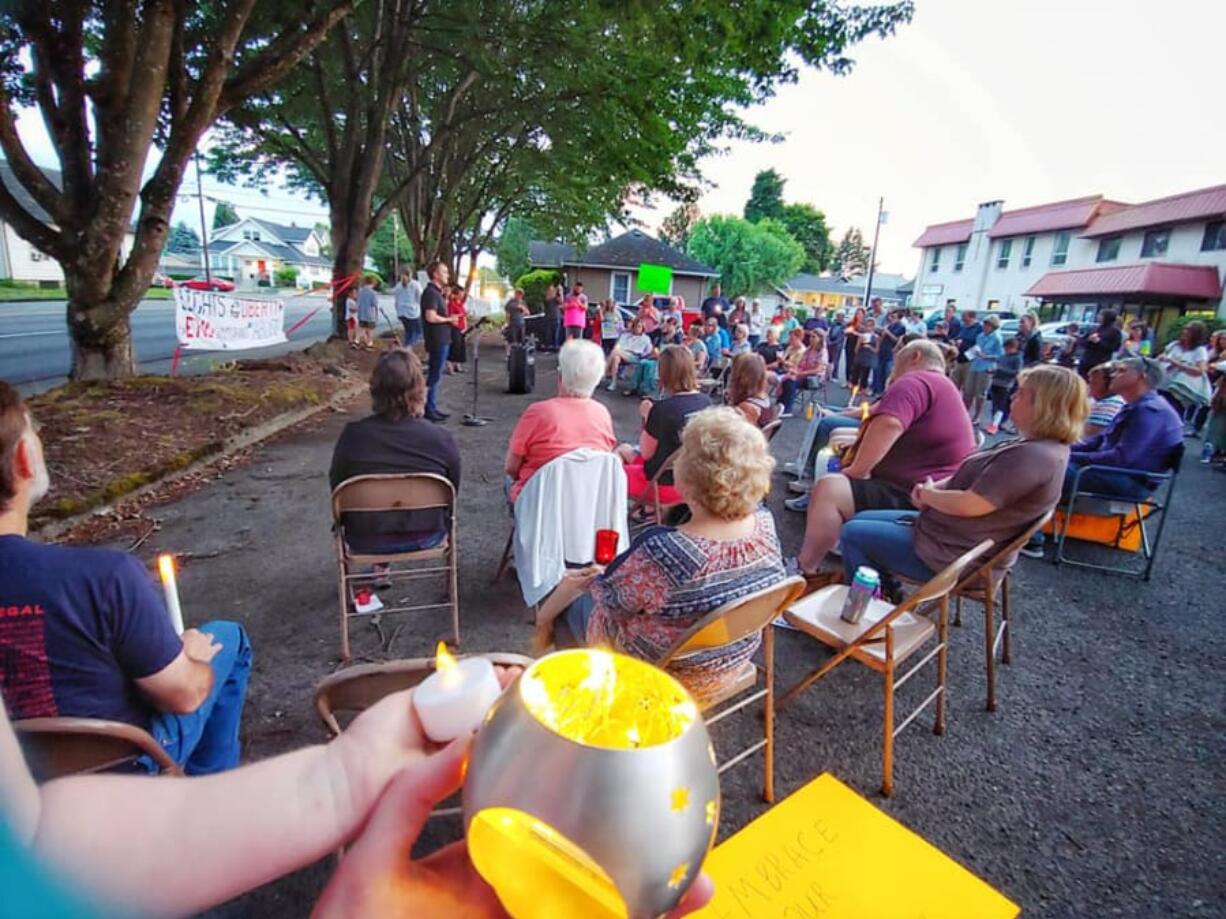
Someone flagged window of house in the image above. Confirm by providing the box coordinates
[1140,228,1170,258]
[1202,220,1226,252]
[29,246,43,262]
[611,272,631,304]
[953,243,967,272]
[996,239,1012,270]
[1051,231,1071,266]
[1021,235,1036,268]
[929,247,941,273]
[1096,236,1121,262]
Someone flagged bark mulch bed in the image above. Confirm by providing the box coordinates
[29,341,377,543]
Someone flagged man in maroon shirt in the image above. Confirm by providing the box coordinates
[793,340,975,581]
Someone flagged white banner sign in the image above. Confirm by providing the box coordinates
[174,287,287,351]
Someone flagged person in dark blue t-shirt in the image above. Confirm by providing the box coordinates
[0,383,250,775]
[874,310,909,396]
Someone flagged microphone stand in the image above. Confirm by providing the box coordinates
[462,317,491,427]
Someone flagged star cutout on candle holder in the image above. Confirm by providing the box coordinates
[705,799,718,826]
[668,862,691,889]
[670,786,690,814]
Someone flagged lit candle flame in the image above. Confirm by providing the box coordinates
[436,640,460,688]
[157,553,175,583]
[861,400,870,422]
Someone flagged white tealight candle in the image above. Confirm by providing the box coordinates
[414,643,502,743]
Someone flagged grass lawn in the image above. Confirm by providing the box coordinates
[0,284,173,301]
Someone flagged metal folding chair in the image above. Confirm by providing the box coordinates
[778,540,993,796]
[1054,444,1183,580]
[332,473,460,660]
[14,717,182,781]
[656,577,806,804]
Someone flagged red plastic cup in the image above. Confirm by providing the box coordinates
[594,528,619,565]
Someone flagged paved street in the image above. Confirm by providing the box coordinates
[1,294,340,393]
[72,341,1225,919]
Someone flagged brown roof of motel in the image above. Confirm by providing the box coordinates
[1025,263,1223,300]
[912,219,974,248]
[1080,184,1226,238]
[986,196,1127,238]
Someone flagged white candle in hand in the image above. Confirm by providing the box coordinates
[157,554,185,635]
[414,642,502,743]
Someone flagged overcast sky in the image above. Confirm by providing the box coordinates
[13,0,1225,277]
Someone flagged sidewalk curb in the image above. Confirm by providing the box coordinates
[33,381,365,541]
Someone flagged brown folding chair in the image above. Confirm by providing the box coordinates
[778,540,993,796]
[628,452,683,527]
[656,576,806,804]
[935,511,1053,712]
[332,473,460,661]
[314,652,533,737]
[14,717,182,781]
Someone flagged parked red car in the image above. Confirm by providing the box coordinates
[179,277,236,292]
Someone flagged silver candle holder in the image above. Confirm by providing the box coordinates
[463,648,720,919]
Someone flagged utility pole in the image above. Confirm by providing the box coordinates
[194,150,213,286]
[862,196,885,311]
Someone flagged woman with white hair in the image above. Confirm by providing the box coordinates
[504,339,615,503]
[532,407,787,705]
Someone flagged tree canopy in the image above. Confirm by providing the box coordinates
[833,226,872,279]
[212,201,241,230]
[660,203,701,251]
[744,169,786,223]
[496,217,534,283]
[165,221,201,255]
[687,215,804,298]
[782,203,835,274]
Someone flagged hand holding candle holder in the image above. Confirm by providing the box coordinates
[463,649,719,919]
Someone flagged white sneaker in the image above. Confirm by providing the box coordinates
[788,478,812,494]
[606,381,617,392]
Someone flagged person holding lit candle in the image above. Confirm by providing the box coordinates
[786,341,976,591]
[0,382,252,776]
[534,407,788,706]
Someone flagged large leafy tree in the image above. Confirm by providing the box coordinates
[782,202,834,273]
[495,217,533,283]
[366,216,413,280]
[164,221,200,254]
[832,226,872,279]
[687,215,804,299]
[211,201,240,230]
[744,169,786,223]
[0,0,356,379]
[659,203,700,250]
[215,0,913,331]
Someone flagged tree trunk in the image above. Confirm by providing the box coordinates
[65,270,140,381]
[330,220,369,338]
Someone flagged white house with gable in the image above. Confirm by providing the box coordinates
[209,217,333,290]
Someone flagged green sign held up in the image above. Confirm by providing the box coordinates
[636,262,673,295]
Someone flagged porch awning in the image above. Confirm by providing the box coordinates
[1025,263,1222,301]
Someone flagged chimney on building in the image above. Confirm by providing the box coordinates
[973,200,1004,233]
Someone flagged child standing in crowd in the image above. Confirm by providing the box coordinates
[984,336,1023,434]
[446,285,468,373]
[345,286,360,349]
[849,317,878,391]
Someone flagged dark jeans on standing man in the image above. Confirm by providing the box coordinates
[400,316,423,347]
[426,343,450,416]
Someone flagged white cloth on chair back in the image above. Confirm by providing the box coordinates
[513,448,629,606]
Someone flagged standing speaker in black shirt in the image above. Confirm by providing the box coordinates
[421,260,459,421]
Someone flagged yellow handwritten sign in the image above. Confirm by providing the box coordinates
[694,773,1020,919]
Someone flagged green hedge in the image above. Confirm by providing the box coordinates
[514,269,561,314]
[1160,313,1226,350]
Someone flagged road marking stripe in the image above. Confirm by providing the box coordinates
[0,330,64,339]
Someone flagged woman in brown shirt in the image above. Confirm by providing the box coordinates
[837,365,1088,583]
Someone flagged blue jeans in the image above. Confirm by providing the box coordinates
[146,620,252,776]
[874,356,893,395]
[840,511,936,584]
[426,342,450,416]
[749,334,761,348]
[1063,464,1153,501]
[561,593,596,646]
[796,415,860,479]
[780,377,819,413]
[400,316,423,347]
